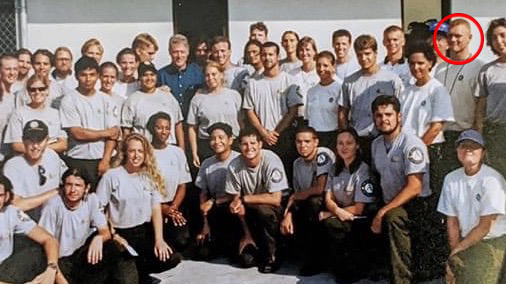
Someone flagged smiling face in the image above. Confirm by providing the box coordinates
[27,79,49,107]
[118,54,138,77]
[282,33,298,55]
[448,24,472,55]
[170,43,189,70]
[139,70,157,92]
[63,175,88,206]
[239,135,262,161]
[373,104,401,135]
[33,54,52,78]
[210,128,233,155]
[408,52,431,82]
[211,42,231,66]
[17,54,32,77]
[336,132,358,162]
[84,45,103,63]
[316,56,335,81]
[153,117,171,144]
[24,138,48,163]
[261,46,279,70]
[333,36,351,59]
[126,139,145,170]
[298,42,316,64]
[100,66,117,93]
[383,30,405,56]
[356,48,377,71]
[0,57,19,87]
[492,25,506,57]
[205,65,224,91]
[457,141,484,170]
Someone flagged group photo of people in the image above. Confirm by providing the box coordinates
[1,14,506,284]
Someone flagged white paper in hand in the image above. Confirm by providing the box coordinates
[125,244,139,256]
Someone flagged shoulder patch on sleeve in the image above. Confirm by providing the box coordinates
[317,152,331,167]
[361,179,375,197]
[271,168,283,183]
[408,146,424,164]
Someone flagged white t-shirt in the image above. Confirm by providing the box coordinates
[195,151,240,199]
[224,65,249,93]
[153,145,192,203]
[60,90,119,159]
[438,165,506,239]
[121,89,183,144]
[0,205,36,265]
[306,81,342,132]
[339,68,404,137]
[113,81,139,99]
[16,80,67,110]
[187,88,242,139]
[476,59,506,124]
[292,147,335,193]
[225,149,288,196]
[289,67,320,117]
[335,59,360,81]
[242,72,303,131]
[434,58,484,131]
[380,59,412,87]
[0,94,16,161]
[39,194,107,257]
[280,59,302,73]
[400,78,455,144]
[96,166,162,229]
[52,73,78,94]
[4,105,67,144]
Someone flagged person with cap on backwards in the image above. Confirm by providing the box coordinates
[121,61,185,149]
[369,95,432,284]
[194,122,249,262]
[280,126,335,276]
[39,167,136,284]
[3,119,67,221]
[0,173,62,284]
[437,129,506,284]
[226,126,288,273]
[146,111,192,252]
[59,56,120,188]
[474,18,506,178]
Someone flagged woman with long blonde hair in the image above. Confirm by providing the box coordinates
[96,133,181,282]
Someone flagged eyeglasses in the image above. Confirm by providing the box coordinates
[28,87,48,93]
[38,165,47,186]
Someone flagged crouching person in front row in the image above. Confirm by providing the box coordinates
[438,130,506,284]
[0,174,62,284]
[39,168,136,284]
[226,127,287,273]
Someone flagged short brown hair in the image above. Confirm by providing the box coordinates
[383,25,404,37]
[332,29,352,43]
[449,19,471,31]
[486,17,506,56]
[354,35,378,52]
[211,36,231,50]
[132,33,159,52]
[250,22,268,35]
[296,36,318,60]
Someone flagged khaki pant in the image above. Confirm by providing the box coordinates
[449,235,506,284]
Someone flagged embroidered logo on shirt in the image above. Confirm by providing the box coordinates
[271,168,283,183]
[317,152,330,167]
[421,100,426,106]
[476,193,481,201]
[408,147,424,164]
[361,180,375,197]
[458,75,464,81]
[329,97,334,103]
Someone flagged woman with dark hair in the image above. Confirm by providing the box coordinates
[243,39,263,79]
[96,134,181,282]
[319,127,376,282]
[147,112,192,251]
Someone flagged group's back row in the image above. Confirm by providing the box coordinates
[1,17,506,284]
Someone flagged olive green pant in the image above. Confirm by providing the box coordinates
[449,235,506,284]
[484,123,506,178]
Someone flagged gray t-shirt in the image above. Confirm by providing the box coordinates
[280,59,302,73]
[224,65,249,94]
[242,72,303,131]
[336,59,360,81]
[0,205,36,265]
[153,145,192,203]
[187,88,242,139]
[325,162,376,207]
[121,89,183,144]
[16,80,66,110]
[0,94,16,161]
[476,59,506,124]
[339,69,403,136]
[195,151,240,199]
[292,147,335,193]
[371,131,431,203]
[39,194,107,257]
[225,149,288,196]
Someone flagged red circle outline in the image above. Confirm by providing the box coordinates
[433,13,484,65]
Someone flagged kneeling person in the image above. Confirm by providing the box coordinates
[39,168,135,284]
[438,130,506,284]
[280,126,335,276]
[226,127,288,273]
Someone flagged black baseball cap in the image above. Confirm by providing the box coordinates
[138,61,157,77]
[22,119,48,142]
[207,122,233,137]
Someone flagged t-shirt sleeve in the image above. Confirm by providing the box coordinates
[265,154,289,192]
[60,95,81,128]
[95,174,113,210]
[242,82,254,110]
[4,111,23,143]
[437,175,457,216]
[186,95,200,125]
[316,150,335,177]
[285,84,304,108]
[3,161,23,196]
[13,207,37,235]
[404,142,428,175]
[194,161,208,191]
[178,150,192,184]
[431,85,455,123]
[225,166,241,195]
[339,81,350,108]
[353,165,376,204]
[393,75,404,98]
[38,200,58,234]
[476,67,488,98]
[480,175,506,216]
[88,194,108,229]
[151,190,162,207]
[120,96,135,128]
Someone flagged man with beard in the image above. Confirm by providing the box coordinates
[51,47,78,92]
[369,95,431,284]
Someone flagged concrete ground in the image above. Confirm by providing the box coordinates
[153,258,444,284]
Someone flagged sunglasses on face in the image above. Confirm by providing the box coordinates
[38,165,47,186]
[28,86,48,92]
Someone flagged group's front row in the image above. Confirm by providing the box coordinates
[1,95,506,284]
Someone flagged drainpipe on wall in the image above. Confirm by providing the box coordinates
[15,0,27,49]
